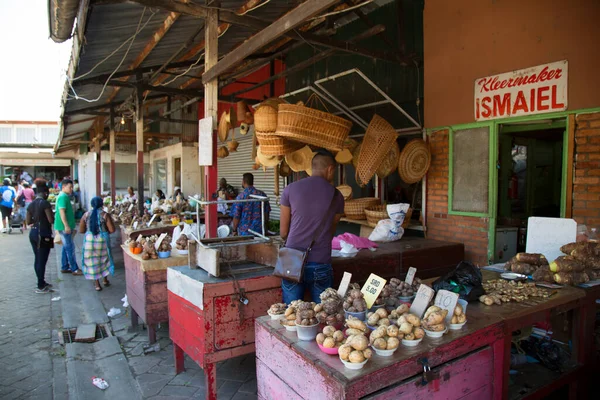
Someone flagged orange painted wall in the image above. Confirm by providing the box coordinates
[423,0,600,128]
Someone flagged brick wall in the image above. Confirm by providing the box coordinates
[426,130,489,265]
[573,112,600,228]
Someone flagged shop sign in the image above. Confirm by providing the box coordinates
[198,117,213,166]
[474,60,568,121]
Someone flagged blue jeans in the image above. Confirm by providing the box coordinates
[59,231,79,272]
[281,262,333,304]
[29,227,51,289]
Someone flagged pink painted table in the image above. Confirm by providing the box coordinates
[255,313,505,400]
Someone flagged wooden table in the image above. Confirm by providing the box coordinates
[168,265,282,400]
[331,238,464,285]
[255,313,505,400]
[468,270,588,399]
[122,245,188,343]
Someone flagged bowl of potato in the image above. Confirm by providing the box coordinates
[449,300,467,330]
[338,333,372,370]
[369,325,401,357]
[422,306,448,338]
[316,326,345,355]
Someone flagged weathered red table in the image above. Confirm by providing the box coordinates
[168,265,282,400]
[122,245,188,343]
[255,313,505,400]
[120,223,176,244]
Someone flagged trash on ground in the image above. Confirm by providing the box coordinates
[143,343,160,354]
[92,376,109,390]
[121,294,129,308]
[107,308,121,317]
[51,296,61,302]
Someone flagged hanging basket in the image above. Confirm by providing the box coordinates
[336,184,353,201]
[275,100,352,151]
[344,197,380,220]
[255,98,286,133]
[364,205,388,227]
[376,141,400,179]
[355,115,398,187]
[256,133,303,156]
[398,139,431,184]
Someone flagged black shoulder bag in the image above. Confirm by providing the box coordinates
[273,189,337,283]
[32,199,54,249]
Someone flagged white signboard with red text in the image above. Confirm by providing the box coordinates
[475,60,568,121]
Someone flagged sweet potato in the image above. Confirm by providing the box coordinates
[553,271,589,285]
[510,262,535,275]
[516,253,548,265]
[561,241,599,256]
[586,269,600,280]
[532,267,554,283]
[549,256,585,273]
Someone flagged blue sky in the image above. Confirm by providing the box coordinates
[0,0,71,121]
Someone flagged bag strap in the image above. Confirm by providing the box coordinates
[306,188,338,253]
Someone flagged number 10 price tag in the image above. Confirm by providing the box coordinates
[360,273,387,309]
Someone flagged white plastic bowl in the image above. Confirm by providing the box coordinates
[339,357,368,370]
[424,327,448,338]
[268,311,284,320]
[284,324,297,332]
[345,310,366,321]
[401,338,423,347]
[296,323,320,341]
[372,346,398,357]
[177,248,189,255]
[449,321,467,330]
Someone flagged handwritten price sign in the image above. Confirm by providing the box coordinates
[360,273,387,309]
[434,290,459,323]
[409,284,435,318]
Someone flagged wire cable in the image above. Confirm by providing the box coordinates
[308,0,374,21]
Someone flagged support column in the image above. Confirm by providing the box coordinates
[95,119,102,196]
[135,82,145,216]
[204,8,219,238]
[109,106,116,204]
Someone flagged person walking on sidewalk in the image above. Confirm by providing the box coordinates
[0,178,16,233]
[54,179,82,275]
[26,180,55,293]
[79,196,116,291]
[21,182,36,230]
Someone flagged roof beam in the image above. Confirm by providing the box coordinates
[202,0,341,83]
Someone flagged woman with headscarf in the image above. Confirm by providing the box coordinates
[26,180,55,293]
[79,197,116,291]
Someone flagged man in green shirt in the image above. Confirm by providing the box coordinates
[55,179,81,275]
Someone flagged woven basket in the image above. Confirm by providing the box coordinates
[336,184,353,201]
[343,138,359,153]
[356,115,398,186]
[275,104,352,151]
[255,98,286,133]
[376,141,400,178]
[365,205,388,227]
[352,143,361,169]
[344,197,380,220]
[398,139,431,184]
[256,133,303,156]
[401,208,413,229]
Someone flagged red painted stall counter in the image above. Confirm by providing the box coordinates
[255,313,505,400]
[168,265,282,400]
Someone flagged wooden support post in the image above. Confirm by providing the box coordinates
[96,148,102,196]
[204,8,219,239]
[135,81,145,216]
[109,106,116,204]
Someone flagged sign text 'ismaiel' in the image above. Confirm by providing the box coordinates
[475,60,568,121]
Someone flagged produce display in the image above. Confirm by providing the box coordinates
[387,304,410,325]
[294,301,319,326]
[267,303,286,316]
[396,310,424,342]
[279,300,301,328]
[315,288,344,325]
[343,284,367,313]
[157,235,172,253]
[175,234,189,250]
[549,241,600,285]
[450,303,467,325]
[366,307,392,328]
[375,277,422,307]
[369,325,401,353]
[504,252,548,275]
[480,279,551,305]
[315,326,345,349]
[422,306,448,334]
[339,319,372,366]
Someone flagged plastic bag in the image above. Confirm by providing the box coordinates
[432,261,484,301]
[171,225,182,248]
[368,219,404,242]
[387,203,410,224]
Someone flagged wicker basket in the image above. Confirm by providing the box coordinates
[256,133,303,156]
[376,141,400,178]
[365,205,388,227]
[344,197,380,220]
[355,115,398,186]
[398,139,431,184]
[336,184,353,201]
[275,103,352,151]
[255,98,286,133]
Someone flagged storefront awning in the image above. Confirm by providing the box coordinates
[0,158,72,167]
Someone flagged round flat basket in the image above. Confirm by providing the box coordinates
[344,197,380,220]
[364,205,388,228]
[376,141,400,179]
[256,132,303,156]
[336,184,353,201]
[356,115,398,186]
[275,103,352,151]
[398,139,431,184]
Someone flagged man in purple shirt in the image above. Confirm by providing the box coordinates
[279,149,345,303]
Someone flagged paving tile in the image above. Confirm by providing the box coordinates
[136,373,172,398]
[232,392,259,400]
[148,364,178,376]
[158,384,198,397]
[168,370,206,388]
[238,378,257,394]
[128,355,163,375]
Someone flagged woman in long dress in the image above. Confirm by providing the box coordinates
[79,197,116,291]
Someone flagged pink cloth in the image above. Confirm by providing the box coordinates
[332,233,378,250]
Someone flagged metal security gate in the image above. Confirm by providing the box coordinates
[217,127,283,220]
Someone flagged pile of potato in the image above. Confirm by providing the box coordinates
[157,235,172,253]
[294,301,319,326]
[504,252,548,275]
[450,303,467,325]
[387,304,410,325]
[342,284,367,313]
[315,288,344,325]
[268,303,286,316]
[422,306,448,333]
[366,308,391,328]
[544,242,600,285]
[315,326,345,349]
[279,300,302,327]
[369,325,401,351]
[397,312,425,340]
[480,279,551,305]
[339,318,372,364]
[176,234,189,250]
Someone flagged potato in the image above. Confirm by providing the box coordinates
[286,313,296,321]
[426,323,446,332]
[339,344,352,361]
[396,304,409,314]
[323,325,336,337]
[371,326,387,340]
[404,333,415,340]
[300,318,310,326]
[349,350,365,363]
[405,313,421,327]
[323,337,336,348]
[346,328,364,336]
[367,314,380,326]
[314,303,323,313]
[346,317,367,332]
[424,311,445,326]
[316,333,326,345]
[387,325,399,337]
[285,308,294,317]
[389,310,398,319]
[377,318,390,327]
[362,348,373,359]
[454,304,463,316]
[397,315,407,325]
[479,295,495,306]
[373,338,387,350]
[413,327,425,339]
[397,332,405,340]
[399,322,413,334]
[451,315,459,324]
[457,314,466,323]
[349,334,368,351]
[424,306,441,319]
[375,308,388,318]
[333,330,344,343]
[386,337,400,350]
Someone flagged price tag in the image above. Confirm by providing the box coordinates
[434,290,460,323]
[405,267,417,285]
[409,284,435,318]
[147,214,157,227]
[136,234,143,243]
[360,273,387,309]
[154,232,167,251]
[133,221,138,230]
[337,272,352,297]
[128,204,134,212]
[119,211,123,217]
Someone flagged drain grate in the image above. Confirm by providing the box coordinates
[59,324,111,344]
